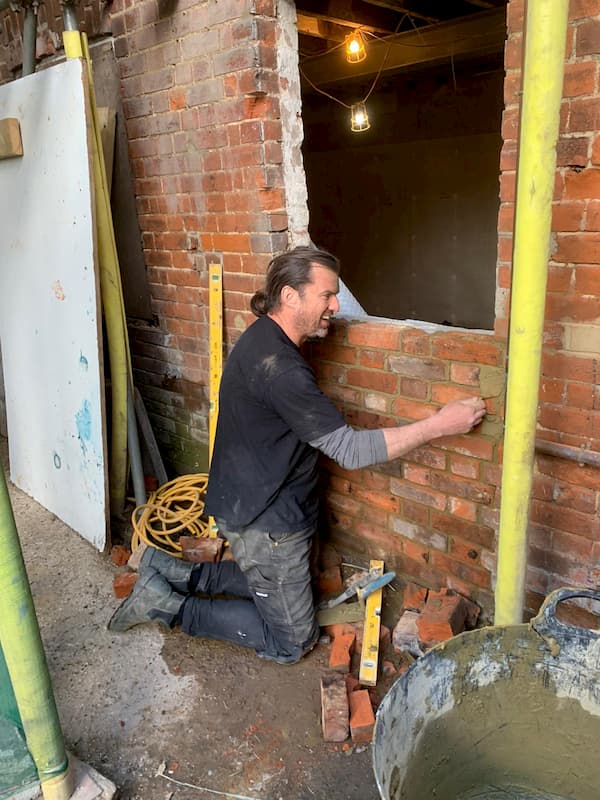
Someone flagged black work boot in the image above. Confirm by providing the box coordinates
[108,568,185,632]
[139,545,195,593]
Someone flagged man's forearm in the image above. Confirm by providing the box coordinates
[382,397,487,462]
[382,416,443,461]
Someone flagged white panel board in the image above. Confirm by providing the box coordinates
[0,59,108,550]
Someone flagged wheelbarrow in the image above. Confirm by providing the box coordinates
[373,588,600,800]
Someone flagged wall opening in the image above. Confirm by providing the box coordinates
[293,1,507,331]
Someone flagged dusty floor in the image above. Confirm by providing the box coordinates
[3,438,386,800]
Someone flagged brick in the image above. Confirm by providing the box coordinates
[113,572,138,599]
[329,631,356,673]
[392,397,438,421]
[552,201,585,232]
[349,690,375,744]
[317,566,344,596]
[110,544,132,566]
[429,472,494,505]
[400,377,428,399]
[556,137,588,168]
[416,591,468,647]
[403,463,431,486]
[361,349,385,369]
[569,98,600,133]
[392,610,424,658]
[401,328,431,355]
[402,582,428,612]
[434,434,495,461]
[347,322,401,350]
[563,61,596,97]
[431,384,479,405]
[320,674,349,742]
[450,363,480,386]
[388,355,447,381]
[429,551,492,590]
[576,19,600,56]
[593,135,600,165]
[564,169,600,201]
[570,0,600,18]
[449,497,477,522]
[180,536,223,563]
[345,674,360,695]
[504,34,523,71]
[346,368,397,394]
[585,201,600,231]
[323,623,357,640]
[431,336,504,367]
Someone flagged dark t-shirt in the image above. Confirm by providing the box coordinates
[204,315,345,532]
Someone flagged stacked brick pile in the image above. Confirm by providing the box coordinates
[319,579,480,745]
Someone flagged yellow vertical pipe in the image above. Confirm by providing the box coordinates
[0,468,73,799]
[494,0,569,625]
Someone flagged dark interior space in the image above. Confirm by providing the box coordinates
[295,1,507,330]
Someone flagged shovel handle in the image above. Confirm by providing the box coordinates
[531,586,600,655]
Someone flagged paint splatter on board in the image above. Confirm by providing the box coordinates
[52,280,65,300]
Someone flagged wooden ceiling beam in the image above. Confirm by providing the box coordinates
[300,7,506,86]
[296,14,348,41]
[360,0,440,24]
[295,0,401,35]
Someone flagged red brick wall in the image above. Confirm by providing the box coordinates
[501,0,600,616]
[308,321,505,616]
[110,0,289,473]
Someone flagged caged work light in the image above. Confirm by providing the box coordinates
[345,29,367,63]
[350,102,370,132]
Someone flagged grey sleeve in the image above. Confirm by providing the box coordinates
[309,424,388,470]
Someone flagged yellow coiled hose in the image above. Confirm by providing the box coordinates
[131,474,210,557]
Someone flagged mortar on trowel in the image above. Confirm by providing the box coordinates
[372,587,600,800]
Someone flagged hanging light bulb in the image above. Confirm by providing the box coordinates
[345,29,367,63]
[350,102,370,132]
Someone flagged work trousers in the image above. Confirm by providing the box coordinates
[180,522,319,664]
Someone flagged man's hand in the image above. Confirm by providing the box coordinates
[432,397,486,438]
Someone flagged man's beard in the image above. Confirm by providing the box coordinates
[307,327,329,340]
[295,308,330,340]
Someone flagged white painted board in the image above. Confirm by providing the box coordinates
[0,59,108,550]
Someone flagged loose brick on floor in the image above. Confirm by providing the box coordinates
[110,545,131,566]
[329,631,356,673]
[345,673,360,695]
[392,610,424,657]
[321,674,349,742]
[180,535,223,563]
[113,572,137,599]
[318,565,343,595]
[416,590,468,648]
[349,689,375,744]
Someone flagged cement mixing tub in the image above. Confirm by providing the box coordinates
[373,587,600,800]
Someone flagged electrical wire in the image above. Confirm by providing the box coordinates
[130,473,210,556]
[298,64,351,108]
[299,14,409,112]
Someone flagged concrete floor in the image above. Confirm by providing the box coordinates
[2,438,381,800]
